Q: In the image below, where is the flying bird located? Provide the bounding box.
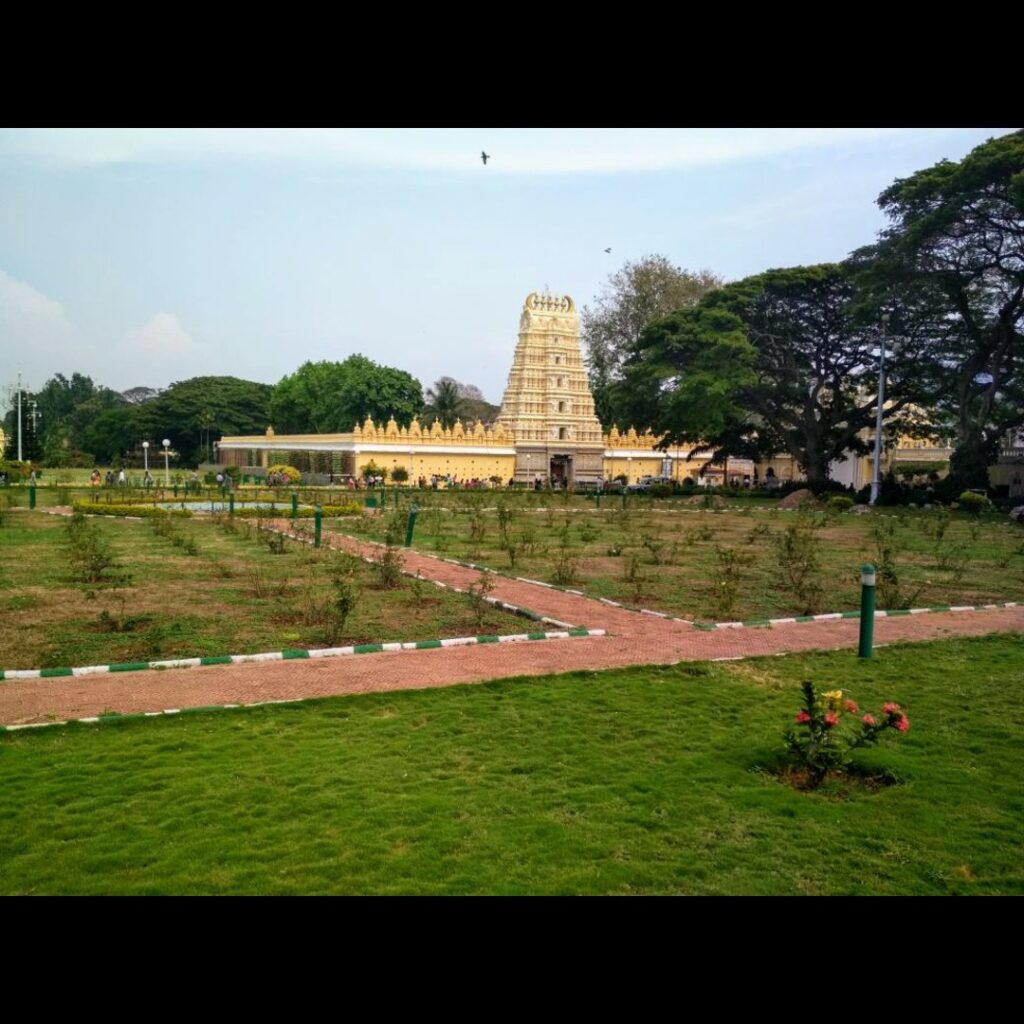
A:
[481,151,490,165]
[604,247,612,253]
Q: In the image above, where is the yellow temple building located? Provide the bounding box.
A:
[216,290,952,488]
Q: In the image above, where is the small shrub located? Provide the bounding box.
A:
[267,464,303,484]
[374,541,405,590]
[772,517,823,614]
[784,682,910,789]
[745,522,773,544]
[958,491,989,515]
[465,570,497,629]
[827,495,854,513]
[710,546,755,619]
[641,534,668,565]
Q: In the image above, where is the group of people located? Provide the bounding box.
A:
[90,469,128,488]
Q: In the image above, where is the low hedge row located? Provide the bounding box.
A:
[72,502,193,519]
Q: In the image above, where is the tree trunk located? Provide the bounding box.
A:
[949,432,998,491]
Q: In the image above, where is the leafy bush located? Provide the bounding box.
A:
[649,483,673,498]
[72,502,192,519]
[827,495,854,512]
[958,491,990,514]
[772,515,824,613]
[466,570,497,629]
[784,682,910,789]
[390,467,409,483]
[710,546,755,619]
[267,464,302,484]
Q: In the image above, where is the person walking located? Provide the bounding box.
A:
[117,469,126,487]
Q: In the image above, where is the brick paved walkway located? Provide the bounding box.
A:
[2,515,1022,726]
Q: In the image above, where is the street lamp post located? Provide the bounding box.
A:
[869,313,890,506]
[142,440,150,476]
[162,439,171,486]
[16,372,23,461]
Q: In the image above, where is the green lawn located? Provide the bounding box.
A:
[0,512,531,670]
[2,633,1022,894]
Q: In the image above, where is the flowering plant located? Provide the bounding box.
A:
[784,681,910,788]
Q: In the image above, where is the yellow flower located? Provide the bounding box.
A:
[823,689,843,702]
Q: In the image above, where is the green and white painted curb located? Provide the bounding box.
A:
[0,627,606,684]
[692,601,1019,631]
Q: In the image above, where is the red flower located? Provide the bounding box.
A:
[844,699,859,713]
[795,711,812,724]
[823,712,839,728]
[896,715,910,733]
[883,702,901,715]
[862,714,876,726]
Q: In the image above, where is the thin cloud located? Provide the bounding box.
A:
[0,127,976,176]
[0,268,89,362]
[123,312,198,357]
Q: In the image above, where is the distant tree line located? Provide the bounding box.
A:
[5,355,499,469]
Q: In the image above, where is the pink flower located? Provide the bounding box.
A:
[896,715,910,733]
[823,712,839,728]
[883,702,901,715]
[844,699,859,713]
[862,714,876,726]
[795,711,812,724]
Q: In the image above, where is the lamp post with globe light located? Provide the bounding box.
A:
[142,440,149,475]
[162,439,171,486]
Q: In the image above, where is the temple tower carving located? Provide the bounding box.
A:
[497,291,605,485]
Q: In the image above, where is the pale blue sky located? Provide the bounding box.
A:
[0,128,1016,406]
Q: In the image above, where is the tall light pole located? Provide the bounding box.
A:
[16,372,23,462]
[162,439,171,486]
[869,313,890,506]
[142,440,150,475]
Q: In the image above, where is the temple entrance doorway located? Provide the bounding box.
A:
[550,454,572,487]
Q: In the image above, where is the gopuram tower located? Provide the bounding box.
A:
[497,291,605,486]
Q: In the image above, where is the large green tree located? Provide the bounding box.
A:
[271,356,423,434]
[627,265,915,488]
[616,307,756,449]
[707,265,921,487]
[851,130,1024,489]
[137,376,273,465]
[80,407,139,464]
[582,255,723,427]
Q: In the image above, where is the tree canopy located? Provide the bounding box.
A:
[270,355,423,434]
[623,264,915,487]
[850,129,1024,488]
[582,255,723,427]
[136,376,273,465]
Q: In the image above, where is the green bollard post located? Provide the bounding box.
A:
[404,503,419,547]
[229,492,235,517]
[173,483,178,498]
[291,491,298,519]
[314,505,322,548]
[29,483,36,509]
[858,563,876,659]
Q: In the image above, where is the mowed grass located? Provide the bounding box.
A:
[1,633,1022,894]
[331,500,1024,621]
[0,513,531,670]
